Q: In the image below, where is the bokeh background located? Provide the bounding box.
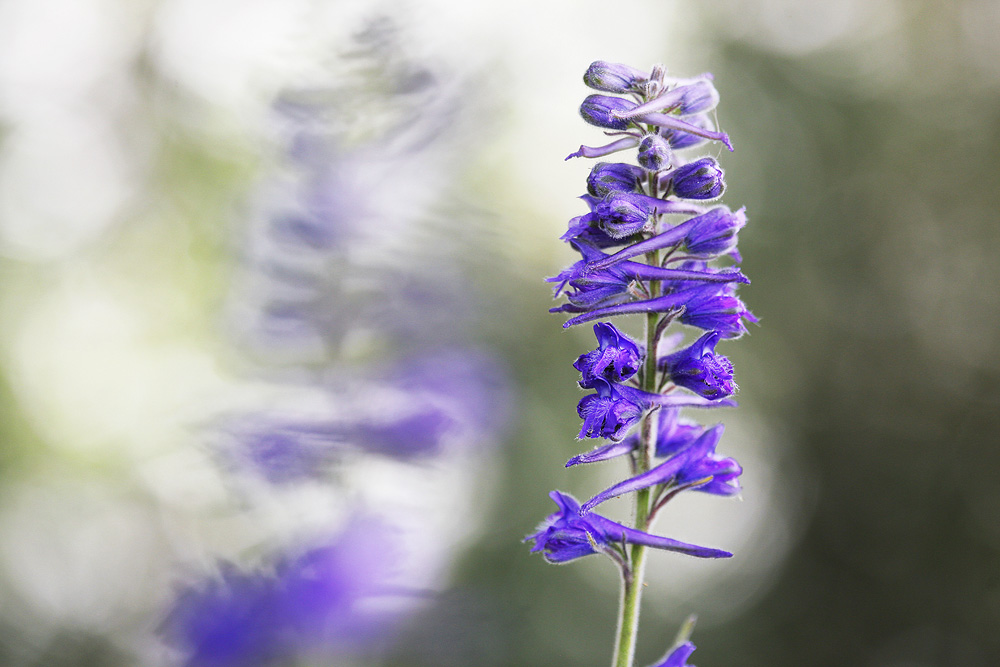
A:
[1,0,999,666]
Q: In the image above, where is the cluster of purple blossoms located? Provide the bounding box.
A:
[165,30,510,667]
[526,61,755,666]
[166,519,405,667]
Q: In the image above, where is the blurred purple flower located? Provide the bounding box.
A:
[650,641,697,667]
[167,518,404,666]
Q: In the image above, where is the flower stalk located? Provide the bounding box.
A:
[525,60,754,667]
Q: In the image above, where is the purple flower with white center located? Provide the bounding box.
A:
[659,330,737,399]
[574,322,643,387]
[524,491,731,564]
[667,157,726,200]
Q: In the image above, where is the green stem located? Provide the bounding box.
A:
[612,246,661,667]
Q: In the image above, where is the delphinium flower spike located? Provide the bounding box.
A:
[525,61,755,667]
[164,26,512,666]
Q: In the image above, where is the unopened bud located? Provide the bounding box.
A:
[579,95,638,130]
[587,162,644,197]
[583,61,648,94]
[670,158,725,200]
[637,134,673,172]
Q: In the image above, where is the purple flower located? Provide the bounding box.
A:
[580,94,638,131]
[587,162,644,197]
[659,331,736,399]
[574,322,643,387]
[665,78,720,115]
[274,520,401,647]
[577,378,649,440]
[380,349,513,439]
[593,192,652,237]
[350,409,454,458]
[580,424,741,512]
[684,205,746,260]
[539,62,751,663]
[556,270,750,328]
[651,407,705,458]
[583,61,649,94]
[650,641,697,667]
[167,566,280,667]
[561,213,623,248]
[619,79,720,120]
[659,113,719,150]
[166,518,404,665]
[550,257,747,315]
[565,408,705,467]
[577,378,735,441]
[668,157,725,200]
[525,491,732,564]
[587,192,705,239]
[579,219,701,272]
[678,283,757,338]
[581,205,741,271]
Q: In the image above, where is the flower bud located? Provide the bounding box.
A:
[586,162,644,197]
[579,95,637,130]
[669,158,725,200]
[593,192,650,238]
[637,134,673,172]
[583,61,648,94]
[685,206,746,258]
[665,79,720,115]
